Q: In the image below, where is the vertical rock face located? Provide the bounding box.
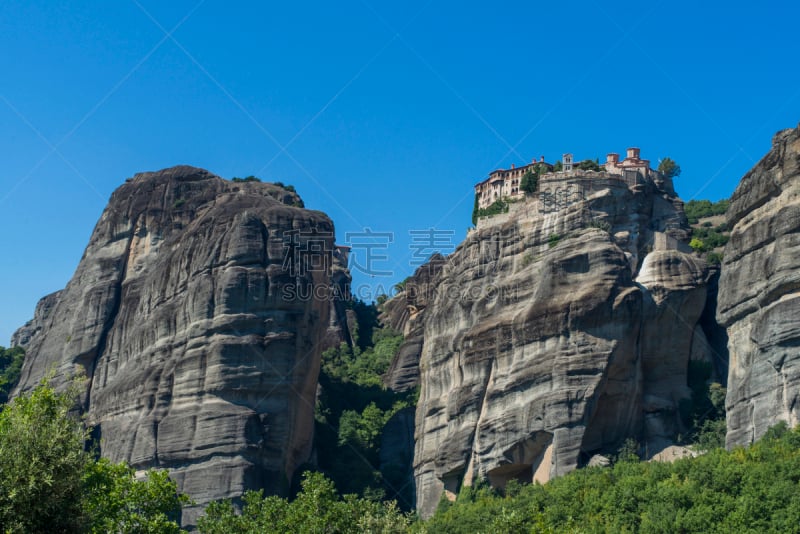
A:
[13,166,343,524]
[381,254,446,392]
[10,289,61,348]
[718,125,800,447]
[412,175,712,517]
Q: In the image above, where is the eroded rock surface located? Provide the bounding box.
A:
[13,166,343,525]
[412,173,712,516]
[11,289,61,348]
[381,254,446,392]
[718,125,800,447]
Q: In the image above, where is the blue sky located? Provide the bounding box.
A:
[1,1,798,345]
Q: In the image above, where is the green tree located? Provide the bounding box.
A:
[0,380,187,533]
[689,237,707,253]
[553,160,563,172]
[0,345,25,404]
[577,159,602,171]
[658,157,681,179]
[615,438,641,463]
[520,170,538,194]
[83,459,188,534]
[197,472,410,534]
[338,402,389,451]
[0,379,88,533]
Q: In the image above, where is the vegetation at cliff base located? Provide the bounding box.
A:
[423,423,800,534]
[313,300,417,507]
[680,361,727,451]
[193,421,800,533]
[197,471,411,534]
[0,380,187,533]
[0,346,24,403]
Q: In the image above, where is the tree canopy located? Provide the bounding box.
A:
[0,380,187,533]
[520,170,538,194]
[424,423,800,533]
[658,157,682,179]
[0,346,25,404]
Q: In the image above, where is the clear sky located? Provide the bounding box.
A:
[1,1,799,345]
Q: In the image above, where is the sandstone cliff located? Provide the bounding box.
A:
[13,166,347,524]
[381,254,445,392]
[717,125,800,447]
[410,172,714,516]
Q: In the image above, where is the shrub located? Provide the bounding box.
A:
[0,346,25,404]
[685,199,729,223]
[689,237,707,252]
[474,199,509,220]
[520,170,538,194]
[521,252,534,267]
[577,159,603,172]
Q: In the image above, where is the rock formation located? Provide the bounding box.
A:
[410,172,715,517]
[12,166,347,525]
[381,254,445,392]
[717,125,800,447]
[10,289,61,348]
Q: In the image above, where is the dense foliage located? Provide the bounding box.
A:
[0,346,24,403]
[231,175,261,182]
[684,199,729,224]
[685,199,731,264]
[0,380,187,533]
[690,223,730,252]
[198,471,411,534]
[576,158,603,172]
[314,300,416,507]
[473,198,509,221]
[423,423,800,534]
[680,361,727,451]
[520,169,538,194]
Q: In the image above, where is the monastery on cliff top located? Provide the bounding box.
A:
[474,147,657,209]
